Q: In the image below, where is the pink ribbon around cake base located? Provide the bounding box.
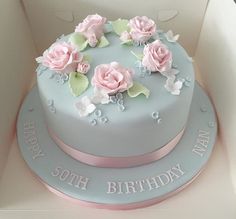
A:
[48,128,185,168]
[36,168,202,210]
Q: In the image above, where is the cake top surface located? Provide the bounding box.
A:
[36,14,194,126]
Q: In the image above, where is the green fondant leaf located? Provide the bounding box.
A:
[131,50,144,60]
[69,33,88,51]
[128,82,150,98]
[97,36,110,48]
[121,39,133,46]
[111,19,129,36]
[69,72,89,97]
[83,54,92,62]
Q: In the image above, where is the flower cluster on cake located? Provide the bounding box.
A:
[36,14,187,119]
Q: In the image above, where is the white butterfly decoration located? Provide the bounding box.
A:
[35,56,43,64]
[164,77,183,95]
[165,30,180,43]
[161,68,180,78]
[91,88,110,104]
[75,96,96,117]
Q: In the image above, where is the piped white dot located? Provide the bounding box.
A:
[48,72,55,79]
[49,106,56,114]
[151,111,159,119]
[185,76,191,82]
[100,116,109,124]
[90,119,97,126]
[47,99,54,106]
[94,109,102,118]
[118,105,125,112]
[208,121,215,128]
[110,96,117,104]
[117,99,124,106]
[178,78,186,83]
[184,81,191,87]
[28,107,34,112]
[116,93,123,100]
[172,64,178,68]
[59,78,65,85]
[140,72,145,78]
[200,106,207,112]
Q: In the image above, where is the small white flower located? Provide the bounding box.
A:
[35,56,43,63]
[75,96,96,117]
[164,77,183,95]
[161,68,180,78]
[120,31,132,42]
[91,88,110,104]
[165,30,179,43]
[187,56,194,62]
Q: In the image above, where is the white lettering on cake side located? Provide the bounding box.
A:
[192,130,210,157]
[23,121,45,159]
[51,166,90,191]
[107,163,185,194]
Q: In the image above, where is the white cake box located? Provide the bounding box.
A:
[0,0,236,218]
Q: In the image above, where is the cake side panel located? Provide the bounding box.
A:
[36,31,194,157]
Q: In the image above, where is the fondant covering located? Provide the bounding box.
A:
[37,30,194,159]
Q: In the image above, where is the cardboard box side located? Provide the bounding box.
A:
[0,0,37,177]
[195,0,236,191]
[22,0,208,56]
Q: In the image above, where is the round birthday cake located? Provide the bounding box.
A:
[17,14,217,210]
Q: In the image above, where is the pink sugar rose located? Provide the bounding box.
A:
[142,40,172,72]
[41,42,82,74]
[128,16,156,43]
[75,14,106,47]
[91,62,134,95]
[77,61,90,74]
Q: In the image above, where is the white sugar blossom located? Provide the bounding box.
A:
[187,56,194,62]
[161,68,180,78]
[35,56,43,63]
[75,96,96,117]
[164,77,183,95]
[165,30,179,43]
[91,88,110,104]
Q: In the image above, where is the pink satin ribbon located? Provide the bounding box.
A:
[37,169,202,210]
[48,128,185,168]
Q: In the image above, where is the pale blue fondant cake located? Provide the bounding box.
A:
[36,15,194,167]
[17,14,217,209]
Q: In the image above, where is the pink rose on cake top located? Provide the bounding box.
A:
[128,16,156,43]
[36,42,83,74]
[75,14,107,47]
[35,13,185,115]
[112,16,156,45]
[142,40,173,73]
[91,62,134,95]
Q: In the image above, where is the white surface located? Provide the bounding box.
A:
[0,0,37,176]
[22,0,208,55]
[0,137,235,218]
[195,0,236,190]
